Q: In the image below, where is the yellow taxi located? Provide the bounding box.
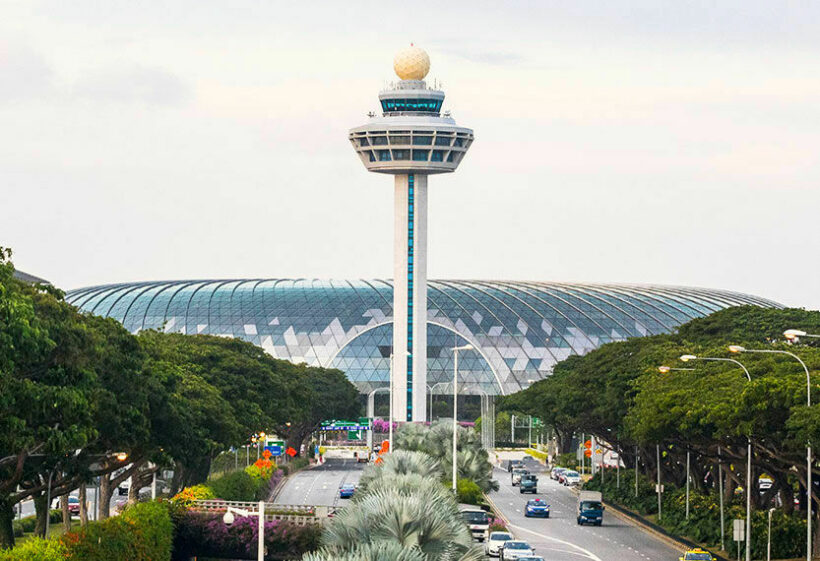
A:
[679,548,715,561]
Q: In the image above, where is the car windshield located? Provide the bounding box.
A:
[341,485,354,490]
[522,475,536,481]
[566,471,579,477]
[685,554,712,560]
[581,501,603,510]
[490,533,512,541]
[461,511,489,524]
[506,542,530,549]
[527,500,544,506]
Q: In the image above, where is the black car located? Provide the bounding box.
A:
[508,459,524,472]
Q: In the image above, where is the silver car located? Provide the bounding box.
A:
[500,540,535,560]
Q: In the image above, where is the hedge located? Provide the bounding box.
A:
[584,470,805,559]
[0,501,173,561]
[171,511,322,561]
[456,478,483,506]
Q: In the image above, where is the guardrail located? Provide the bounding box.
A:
[190,500,340,526]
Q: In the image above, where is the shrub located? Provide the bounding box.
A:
[210,470,260,502]
[0,537,68,561]
[583,470,806,558]
[172,511,322,560]
[61,501,173,561]
[171,484,215,508]
[488,518,507,532]
[456,478,483,506]
[525,448,548,462]
[556,452,578,469]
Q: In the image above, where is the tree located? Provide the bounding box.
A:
[272,364,360,456]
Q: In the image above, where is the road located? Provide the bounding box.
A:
[489,452,680,561]
[273,458,364,507]
[271,453,680,560]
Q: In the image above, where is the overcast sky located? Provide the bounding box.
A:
[2,0,819,310]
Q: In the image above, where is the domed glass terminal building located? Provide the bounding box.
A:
[66,280,779,397]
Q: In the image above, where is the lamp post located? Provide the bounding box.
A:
[428,382,449,423]
[768,507,776,561]
[728,343,813,561]
[223,501,266,561]
[451,344,473,492]
[681,353,752,561]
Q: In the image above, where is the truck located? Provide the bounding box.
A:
[576,490,604,526]
[519,474,537,494]
[459,506,490,542]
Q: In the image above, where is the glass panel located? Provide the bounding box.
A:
[378,150,391,161]
[434,136,452,146]
[357,137,370,147]
[390,135,411,145]
[392,149,410,160]
[412,135,433,145]
[371,136,388,146]
[431,150,444,162]
[412,150,429,161]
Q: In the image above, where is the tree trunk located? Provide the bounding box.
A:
[0,496,16,549]
[78,485,88,527]
[98,475,113,520]
[33,493,47,538]
[127,475,140,505]
[60,494,71,532]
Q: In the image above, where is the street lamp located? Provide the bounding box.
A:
[223,501,266,561]
[427,382,449,423]
[680,353,752,560]
[658,366,694,373]
[784,329,820,342]
[451,344,473,492]
[768,507,776,561]
[729,344,813,561]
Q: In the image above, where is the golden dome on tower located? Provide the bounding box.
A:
[393,45,430,80]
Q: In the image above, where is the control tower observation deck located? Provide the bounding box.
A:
[349,46,474,423]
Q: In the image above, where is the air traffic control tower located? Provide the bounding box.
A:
[349,46,474,422]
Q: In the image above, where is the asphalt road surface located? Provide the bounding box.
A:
[489,452,680,561]
[273,458,364,507]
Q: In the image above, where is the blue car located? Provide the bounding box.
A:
[339,484,356,498]
[524,498,550,518]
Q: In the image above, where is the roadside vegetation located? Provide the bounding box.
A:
[501,305,820,558]
[0,247,360,550]
[306,422,494,560]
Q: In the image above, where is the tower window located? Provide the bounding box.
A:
[431,150,444,162]
[378,150,392,161]
[393,150,410,160]
[389,135,411,145]
[412,150,429,161]
[371,136,388,146]
[412,135,433,145]
[434,136,453,146]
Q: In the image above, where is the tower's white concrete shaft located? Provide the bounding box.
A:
[349,46,473,422]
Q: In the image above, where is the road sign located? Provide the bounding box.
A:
[347,430,362,441]
[584,440,592,449]
[655,484,664,493]
[264,440,284,457]
[733,518,745,541]
[584,449,592,458]
[286,447,297,457]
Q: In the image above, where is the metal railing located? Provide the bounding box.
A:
[191,500,340,526]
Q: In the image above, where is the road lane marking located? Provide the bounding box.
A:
[507,523,603,561]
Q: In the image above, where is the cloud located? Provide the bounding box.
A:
[0,43,54,101]
[74,64,191,105]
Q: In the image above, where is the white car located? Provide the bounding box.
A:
[563,470,581,486]
[486,531,513,557]
[500,540,536,560]
[511,468,528,486]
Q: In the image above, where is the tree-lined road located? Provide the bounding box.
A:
[273,459,364,507]
[489,452,679,560]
